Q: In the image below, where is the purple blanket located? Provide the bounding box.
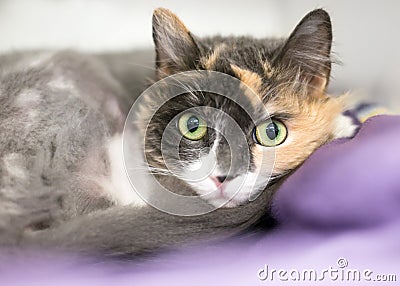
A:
[3,115,400,285]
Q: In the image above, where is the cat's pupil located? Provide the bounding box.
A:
[266,122,279,140]
[187,116,200,132]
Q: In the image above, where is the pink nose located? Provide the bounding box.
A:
[211,176,229,187]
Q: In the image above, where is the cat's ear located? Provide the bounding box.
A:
[152,8,200,78]
[276,9,332,96]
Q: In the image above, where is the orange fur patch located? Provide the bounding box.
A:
[262,61,274,78]
[201,44,226,70]
[253,92,346,175]
[230,64,262,94]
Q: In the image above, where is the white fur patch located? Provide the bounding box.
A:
[3,153,27,180]
[47,76,77,94]
[333,114,358,139]
[103,134,148,207]
[15,89,41,108]
[181,135,270,208]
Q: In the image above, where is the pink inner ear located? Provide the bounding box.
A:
[309,75,328,97]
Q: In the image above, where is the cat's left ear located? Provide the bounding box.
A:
[276,9,332,96]
[152,8,200,78]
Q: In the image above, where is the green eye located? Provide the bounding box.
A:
[178,113,207,140]
[254,120,287,147]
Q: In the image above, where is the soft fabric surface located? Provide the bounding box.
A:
[3,115,400,285]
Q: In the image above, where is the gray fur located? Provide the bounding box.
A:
[24,181,281,256]
[0,50,128,240]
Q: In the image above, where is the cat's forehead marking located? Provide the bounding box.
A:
[230,64,262,94]
[229,65,267,110]
[262,61,274,78]
[201,43,227,70]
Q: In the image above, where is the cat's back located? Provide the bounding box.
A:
[0,50,127,166]
[0,50,133,228]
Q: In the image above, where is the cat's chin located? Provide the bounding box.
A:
[196,185,264,208]
[203,191,262,208]
[199,194,242,208]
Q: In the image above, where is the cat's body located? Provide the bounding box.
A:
[0,51,126,237]
[0,49,278,254]
[0,8,356,255]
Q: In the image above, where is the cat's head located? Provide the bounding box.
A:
[138,8,354,208]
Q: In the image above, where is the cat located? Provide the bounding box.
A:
[0,8,356,256]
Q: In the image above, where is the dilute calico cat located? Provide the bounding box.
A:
[0,8,356,256]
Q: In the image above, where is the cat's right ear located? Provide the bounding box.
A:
[152,8,200,78]
[275,9,333,97]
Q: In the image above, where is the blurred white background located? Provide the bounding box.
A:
[0,0,398,107]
